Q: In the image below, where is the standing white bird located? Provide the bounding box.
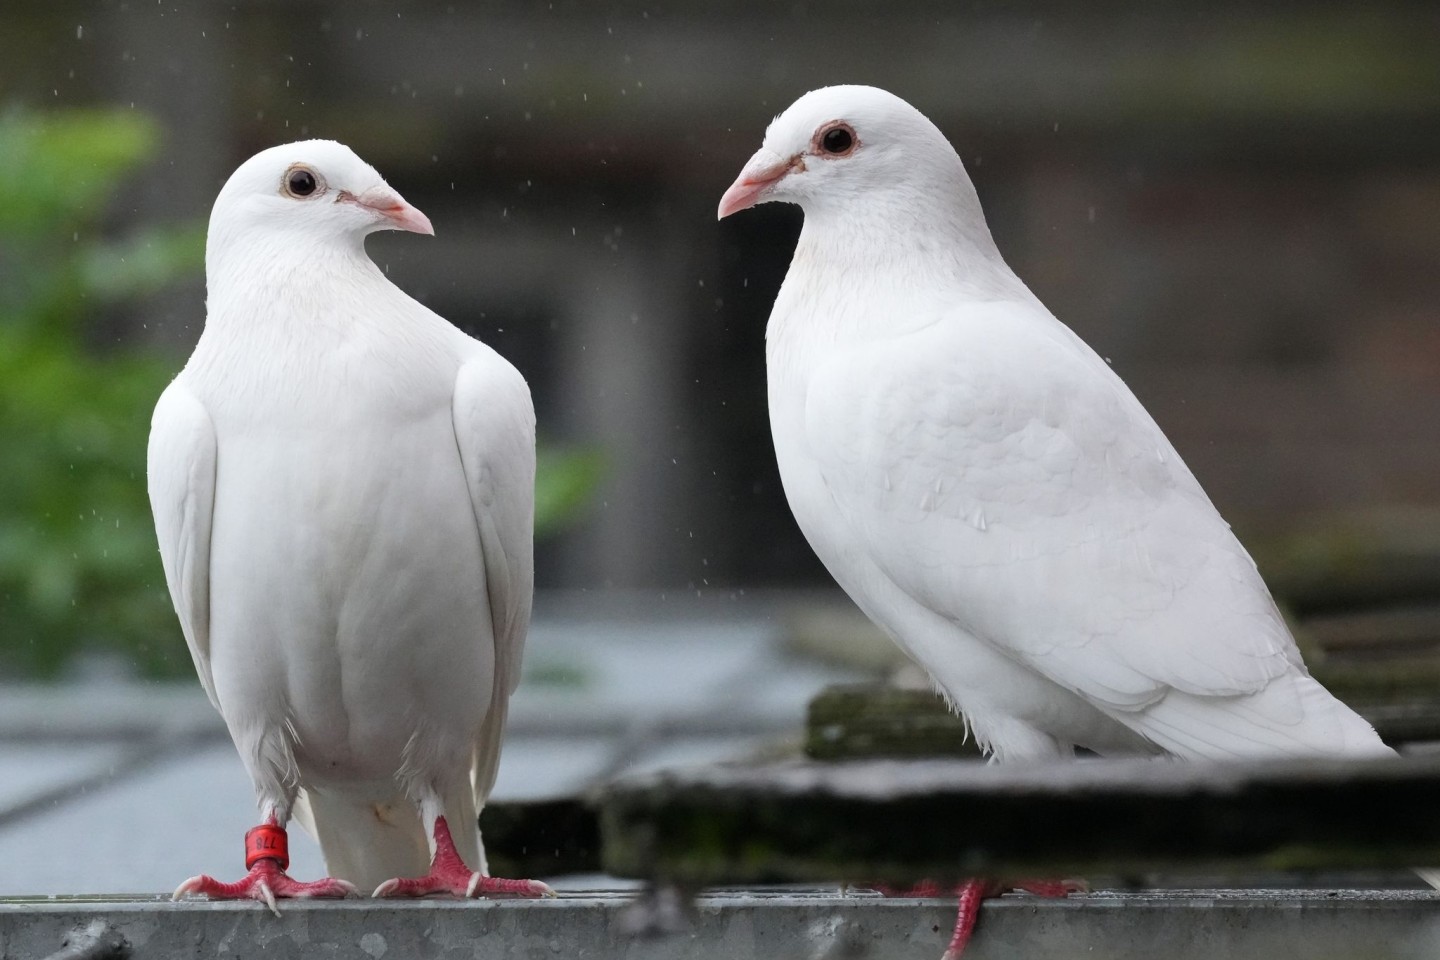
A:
[148,140,552,907]
[718,85,1392,957]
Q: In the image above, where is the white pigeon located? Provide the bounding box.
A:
[719,86,1394,956]
[148,140,552,907]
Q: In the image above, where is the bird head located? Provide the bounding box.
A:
[717,85,967,222]
[208,140,432,262]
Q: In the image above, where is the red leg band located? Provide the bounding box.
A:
[245,824,289,870]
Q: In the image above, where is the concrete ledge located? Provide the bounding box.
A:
[3,890,1439,960]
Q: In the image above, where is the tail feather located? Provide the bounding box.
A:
[1414,869,1440,890]
[293,787,431,893]
[1124,673,1440,888]
[465,691,514,878]
[1131,673,1393,761]
[472,699,510,811]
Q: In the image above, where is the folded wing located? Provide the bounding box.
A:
[804,300,1384,758]
[147,380,220,709]
[451,352,537,814]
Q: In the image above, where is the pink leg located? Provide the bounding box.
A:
[870,876,1083,959]
[941,877,1084,960]
[173,820,357,915]
[941,879,1005,960]
[372,815,555,899]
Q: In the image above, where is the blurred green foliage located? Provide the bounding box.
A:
[0,108,202,679]
[0,108,598,680]
[536,446,605,541]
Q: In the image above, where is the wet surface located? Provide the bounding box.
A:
[0,591,862,897]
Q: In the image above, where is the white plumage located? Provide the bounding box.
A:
[149,140,543,900]
[720,85,1389,765]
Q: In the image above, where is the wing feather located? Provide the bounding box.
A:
[451,353,536,810]
[803,301,1312,750]
[146,380,219,709]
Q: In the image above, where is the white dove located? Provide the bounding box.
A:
[148,140,552,907]
[719,85,1393,957]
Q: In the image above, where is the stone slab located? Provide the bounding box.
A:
[2,889,1438,960]
[600,756,1440,881]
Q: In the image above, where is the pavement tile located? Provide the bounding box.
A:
[0,744,326,897]
[0,743,130,814]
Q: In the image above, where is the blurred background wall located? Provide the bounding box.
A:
[1,0,1438,675]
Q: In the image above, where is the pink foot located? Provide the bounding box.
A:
[173,860,358,915]
[173,820,357,915]
[869,879,950,898]
[1012,878,1087,898]
[372,815,555,899]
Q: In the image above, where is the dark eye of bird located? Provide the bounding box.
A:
[821,126,854,155]
[286,168,318,198]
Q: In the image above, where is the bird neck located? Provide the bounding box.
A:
[767,189,1027,356]
[203,234,385,336]
[796,168,1011,281]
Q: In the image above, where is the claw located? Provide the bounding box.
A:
[172,876,205,901]
[470,875,556,898]
[257,879,280,917]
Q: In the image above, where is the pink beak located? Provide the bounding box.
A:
[717,150,800,220]
[350,186,435,236]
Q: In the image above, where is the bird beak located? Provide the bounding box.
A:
[348,187,435,236]
[718,150,801,220]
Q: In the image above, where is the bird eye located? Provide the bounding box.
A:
[282,166,323,199]
[818,123,857,156]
